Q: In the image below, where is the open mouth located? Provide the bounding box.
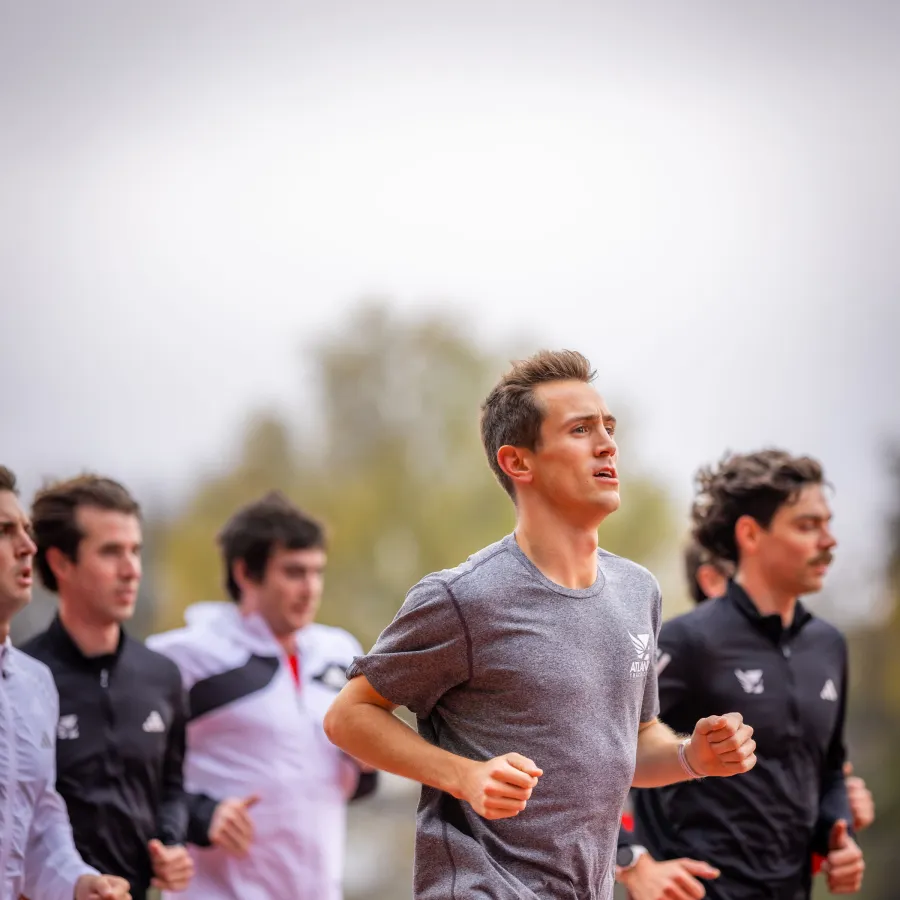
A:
[594,469,619,483]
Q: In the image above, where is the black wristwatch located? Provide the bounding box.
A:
[616,844,648,870]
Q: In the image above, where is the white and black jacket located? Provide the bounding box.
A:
[147,602,377,900]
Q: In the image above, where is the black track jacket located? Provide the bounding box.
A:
[632,582,853,900]
[22,616,189,900]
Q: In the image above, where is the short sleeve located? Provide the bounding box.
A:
[347,577,472,718]
[640,584,662,723]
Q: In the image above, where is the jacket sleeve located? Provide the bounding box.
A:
[812,638,854,855]
[655,615,698,726]
[183,792,217,846]
[350,770,379,802]
[155,675,190,845]
[24,684,99,900]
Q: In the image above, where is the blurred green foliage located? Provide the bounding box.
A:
[154,302,680,648]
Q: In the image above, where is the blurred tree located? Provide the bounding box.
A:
[149,301,691,900]
[154,301,681,650]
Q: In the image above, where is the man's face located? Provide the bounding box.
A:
[524,380,620,524]
[55,507,142,625]
[754,484,836,596]
[0,490,37,616]
[255,545,327,637]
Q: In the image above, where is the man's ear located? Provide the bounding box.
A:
[734,515,761,557]
[45,546,74,583]
[497,445,534,489]
[232,558,252,594]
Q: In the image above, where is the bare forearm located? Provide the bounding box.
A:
[325,699,471,797]
[632,720,691,788]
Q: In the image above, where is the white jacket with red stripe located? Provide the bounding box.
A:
[147,603,374,900]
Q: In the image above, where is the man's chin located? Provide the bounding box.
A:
[798,575,826,597]
[595,492,621,515]
[3,587,32,613]
[109,603,137,624]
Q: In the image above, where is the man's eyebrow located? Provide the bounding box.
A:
[0,517,32,532]
[562,413,617,427]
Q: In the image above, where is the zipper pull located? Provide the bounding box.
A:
[100,669,109,688]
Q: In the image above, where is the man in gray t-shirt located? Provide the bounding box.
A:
[325,350,758,900]
[351,535,660,898]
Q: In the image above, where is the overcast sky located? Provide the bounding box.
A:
[2,2,898,619]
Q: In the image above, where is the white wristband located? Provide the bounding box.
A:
[678,737,704,780]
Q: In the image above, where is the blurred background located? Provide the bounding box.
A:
[2,2,898,898]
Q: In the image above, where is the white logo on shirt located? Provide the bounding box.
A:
[656,649,672,675]
[628,632,651,678]
[316,663,349,691]
[142,710,166,733]
[735,669,765,694]
[820,679,838,701]
[57,714,80,740]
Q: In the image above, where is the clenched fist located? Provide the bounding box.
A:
[822,819,865,894]
[454,753,542,820]
[844,763,875,832]
[148,839,194,892]
[687,713,756,778]
[209,794,260,857]
[618,856,720,900]
[74,873,132,900]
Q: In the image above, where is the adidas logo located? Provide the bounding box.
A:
[57,714,79,740]
[656,650,672,675]
[820,679,838,702]
[142,711,166,733]
[41,732,52,749]
[628,633,651,678]
[735,669,764,694]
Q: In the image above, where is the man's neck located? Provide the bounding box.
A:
[514,503,600,590]
[0,619,9,645]
[276,632,297,657]
[58,603,121,657]
[734,570,797,627]
[238,604,298,657]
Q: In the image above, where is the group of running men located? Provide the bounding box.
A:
[0,348,874,900]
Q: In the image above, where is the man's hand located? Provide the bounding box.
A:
[148,840,194,892]
[618,855,720,900]
[687,713,756,778]
[73,874,132,900]
[844,763,875,832]
[822,819,864,894]
[208,795,260,857]
[455,753,542,820]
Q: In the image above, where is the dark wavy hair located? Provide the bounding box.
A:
[691,449,826,564]
[683,539,734,604]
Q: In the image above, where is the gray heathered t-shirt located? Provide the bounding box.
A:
[349,533,662,900]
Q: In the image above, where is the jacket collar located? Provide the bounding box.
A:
[183,601,297,657]
[726,580,813,644]
[46,614,127,671]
